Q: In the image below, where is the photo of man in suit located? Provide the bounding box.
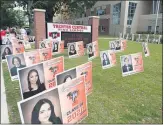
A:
[122,56,133,73]
[115,41,121,50]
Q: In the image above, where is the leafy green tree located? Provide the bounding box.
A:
[16,0,97,22]
[0,0,25,28]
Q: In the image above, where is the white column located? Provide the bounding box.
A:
[154,0,160,34]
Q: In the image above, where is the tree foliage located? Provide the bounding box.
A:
[0,0,97,29]
[15,0,97,22]
[0,0,25,28]
[63,0,97,19]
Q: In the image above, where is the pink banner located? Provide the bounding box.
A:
[58,76,88,123]
[43,56,64,89]
[76,61,92,95]
[39,48,52,62]
[24,50,40,66]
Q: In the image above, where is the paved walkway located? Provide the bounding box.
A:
[1,63,9,123]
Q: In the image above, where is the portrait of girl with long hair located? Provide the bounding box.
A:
[102,53,110,66]
[69,44,77,55]
[31,98,62,124]
[2,46,12,59]
[23,69,46,99]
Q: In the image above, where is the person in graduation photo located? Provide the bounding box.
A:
[41,42,46,48]
[110,42,115,50]
[144,46,148,54]
[53,42,59,52]
[143,43,148,54]
[88,45,94,58]
[63,75,72,83]
[10,56,26,76]
[102,53,110,66]
[2,46,12,59]
[23,69,46,99]
[29,36,34,42]
[31,98,62,124]
[6,38,12,44]
[122,56,133,73]
[115,41,121,50]
[69,44,77,55]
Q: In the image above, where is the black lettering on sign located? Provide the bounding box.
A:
[61,32,92,48]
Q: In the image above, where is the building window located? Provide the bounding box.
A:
[96,5,106,16]
[127,2,137,25]
[148,26,152,32]
[97,9,106,15]
[112,3,121,25]
[152,0,161,14]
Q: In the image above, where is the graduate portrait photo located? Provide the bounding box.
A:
[6,53,26,81]
[18,63,46,99]
[18,88,62,124]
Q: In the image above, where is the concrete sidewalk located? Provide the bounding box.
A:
[1,63,9,123]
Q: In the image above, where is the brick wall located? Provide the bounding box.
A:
[88,17,99,42]
[34,9,46,49]
[99,19,109,35]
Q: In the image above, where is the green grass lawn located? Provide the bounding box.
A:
[2,39,162,124]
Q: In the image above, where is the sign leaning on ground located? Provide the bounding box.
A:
[55,61,93,96]
[67,41,85,58]
[100,50,117,69]
[120,52,144,77]
[142,42,150,57]
[17,75,88,124]
[86,41,99,60]
[109,39,127,52]
[47,23,92,47]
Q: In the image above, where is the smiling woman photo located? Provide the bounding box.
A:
[69,44,77,55]
[88,45,94,58]
[2,47,12,59]
[31,98,62,124]
[53,42,59,52]
[102,53,110,66]
[23,69,45,99]
[10,56,26,76]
